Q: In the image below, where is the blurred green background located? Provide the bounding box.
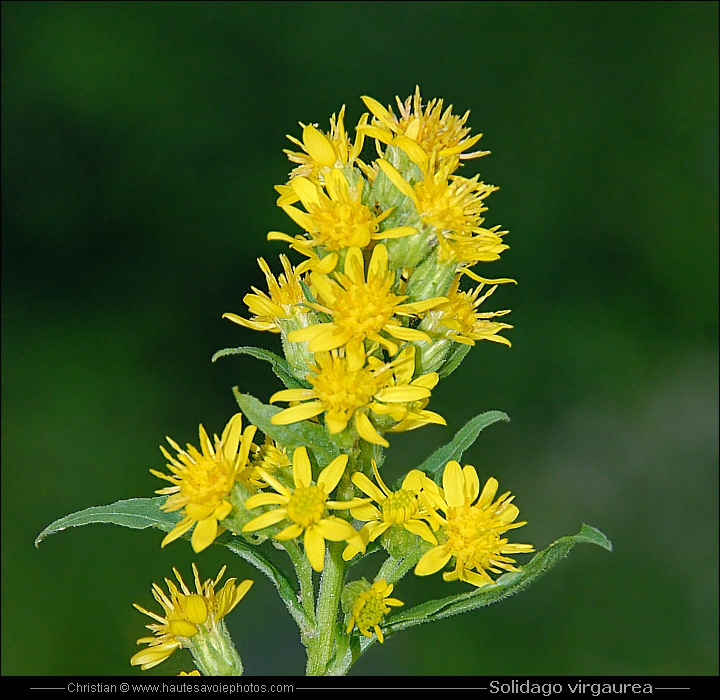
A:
[2,1,717,677]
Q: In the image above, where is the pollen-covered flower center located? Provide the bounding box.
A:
[444,504,498,567]
[382,489,420,524]
[354,589,388,630]
[308,199,377,250]
[180,456,234,507]
[311,362,384,417]
[286,485,328,528]
[333,278,398,339]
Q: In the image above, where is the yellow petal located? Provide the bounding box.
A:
[414,546,452,576]
[316,516,358,541]
[372,225,418,240]
[191,517,218,552]
[384,324,430,342]
[393,135,428,168]
[270,402,324,425]
[317,453,348,493]
[291,176,321,207]
[242,508,288,532]
[377,160,419,206]
[374,385,430,403]
[343,247,365,284]
[304,526,326,571]
[270,388,317,403]
[292,446,312,489]
[346,338,366,372]
[221,413,244,460]
[463,465,480,503]
[160,517,195,548]
[360,95,393,125]
[478,476,499,508]
[245,492,288,508]
[367,243,388,279]
[303,124,336,166]
[287,324,328,344]
[442,461,465,508]
[355,411,389,447]
[281,204,315,232]
[404,519,438,545]
[351,472,386,502]
[275,522,304,541]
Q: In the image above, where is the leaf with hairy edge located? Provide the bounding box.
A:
[438,343,471,379]
[232,390,340,464]
[212,346,309,389]
[331,524,612,673]
[35,497,176,547]
[34,498,309,632]
[416,410,510,481]
[386,525,611,631]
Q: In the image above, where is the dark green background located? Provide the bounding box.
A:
[2,1,717,677]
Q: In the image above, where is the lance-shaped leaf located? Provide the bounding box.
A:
[416,410,510,481]
[385,524,611,631]
[35,497,176,546]
[330,524,612,674]
[212,346,309,389]
[35,497,310,632]
[232,389,340,464]
[438,343,471,379]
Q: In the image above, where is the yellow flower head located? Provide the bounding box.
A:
[269,169,415,272]
[343,459,439,561]
[131,564,252,671]
[435,276,513,347]
[377,157,507,267]
[346,579,403,643]
[268,346,442,447]
[361,87,489,169]
[248,435,292,488]
[152,413,258,553]
[282,105,368,185]
[415,461,534,587]
[223,255,305,334]
[288,244,446,370]
[242,446,365,571]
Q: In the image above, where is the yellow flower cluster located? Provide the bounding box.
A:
[131,90,535,673]
[226,87,513,449]
[141,93,529,660]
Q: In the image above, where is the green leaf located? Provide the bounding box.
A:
[212,346,309,389]
[35,497,177,547]
[34,498,312,634]
[416,410,510,481]
[385,525,612,633]
[328,524,613,671]
[232,390,340,464]
[438,343,471,379]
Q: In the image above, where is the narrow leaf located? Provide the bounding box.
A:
[212,346,309,389]
[385,524,612,632]
[438,343,471,379]
[233,390,340,464]
[417,410,509,480]
[35,497,177,547]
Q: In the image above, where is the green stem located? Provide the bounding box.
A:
[306,542,347,675]
[283,540,316,631]
[377,545,425,586]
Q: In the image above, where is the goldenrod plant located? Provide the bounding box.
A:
[36,88,611,677]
